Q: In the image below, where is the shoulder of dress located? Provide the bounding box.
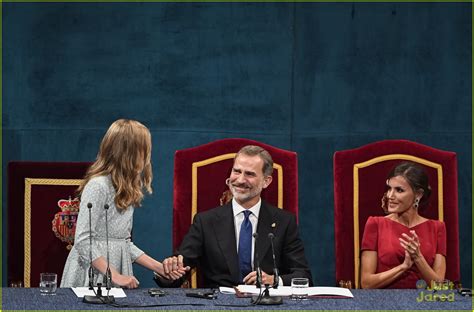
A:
[430,219,446,228]
[83,176,114,196]
[367,215,381,222]
[366,215,389,227]
[88,175,113,188]
[89,175,110,183]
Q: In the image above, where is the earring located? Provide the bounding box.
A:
[414,198,420,209]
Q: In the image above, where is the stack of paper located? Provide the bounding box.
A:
[219,285,353,298]
[71,287,127,298]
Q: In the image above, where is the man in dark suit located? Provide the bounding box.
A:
[159,145,312,288]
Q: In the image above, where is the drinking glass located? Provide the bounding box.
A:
[39,273,57,295]
[10,280,22,288]
[291,277,309,300]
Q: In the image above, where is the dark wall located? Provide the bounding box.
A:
[3,2,471,288]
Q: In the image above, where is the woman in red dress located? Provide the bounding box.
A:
[360,162,446,289]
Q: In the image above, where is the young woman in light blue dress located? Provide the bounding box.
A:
[61,119,188,288]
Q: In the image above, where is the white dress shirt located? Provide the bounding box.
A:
[231,198,284,286]
[232,198,261,270]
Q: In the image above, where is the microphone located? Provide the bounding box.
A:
[82,203,115,304]
[253,233,263,288]
[251,232,283,305]
[87,203,94,290]
[104,204,113,291]
[268,233,280,289]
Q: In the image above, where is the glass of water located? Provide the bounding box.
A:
[10,280,23,288]
[39,273,57,295]
[291,277,309,300]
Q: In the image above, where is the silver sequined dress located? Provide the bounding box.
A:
[60,175,144,287]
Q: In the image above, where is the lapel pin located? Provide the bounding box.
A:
[271,223,276,228]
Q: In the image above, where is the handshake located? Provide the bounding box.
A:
[159,255,276,286]
[159,255,191,281]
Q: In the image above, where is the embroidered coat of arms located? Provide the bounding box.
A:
[52,197,79,250]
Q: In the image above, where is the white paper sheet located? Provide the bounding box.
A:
[232,285,353,298]
[308,286,353,298]
[219,286,236,294]
[71,287,127,298]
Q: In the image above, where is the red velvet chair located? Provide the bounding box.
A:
[173,138,298,287]
[333,140,460,288]
[7,161,91,288]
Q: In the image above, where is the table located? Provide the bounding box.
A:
[1,288,472,310]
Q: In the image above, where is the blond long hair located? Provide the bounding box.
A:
[78,119,153,209]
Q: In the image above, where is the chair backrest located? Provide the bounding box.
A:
[333,140,460,288]
[7,161,91,287]
[173,138,298,287]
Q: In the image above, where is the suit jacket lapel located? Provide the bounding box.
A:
[213,203,240,282]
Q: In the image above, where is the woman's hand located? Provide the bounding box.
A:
[161,255,190,280]
[400,250,414,270]
[399,230,445,284]
[112,274,140,289]
[166,265,190,280]
[399,230,422,260]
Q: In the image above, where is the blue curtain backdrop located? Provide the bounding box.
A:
[2,2,471,288]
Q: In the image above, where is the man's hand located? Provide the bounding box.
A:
[243,271,274,286]
[161,255,190,280]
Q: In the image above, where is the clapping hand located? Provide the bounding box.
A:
[400,250,414,270]
[399,230,422,260]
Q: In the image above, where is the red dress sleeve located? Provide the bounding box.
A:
[436,221,447,256]
[361,216,378,251]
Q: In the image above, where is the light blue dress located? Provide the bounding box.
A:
[60,175,144,287]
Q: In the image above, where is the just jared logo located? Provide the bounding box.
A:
[416,280,456,302]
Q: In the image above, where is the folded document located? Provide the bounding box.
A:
[71,287,127,298]
[220,285,353,298]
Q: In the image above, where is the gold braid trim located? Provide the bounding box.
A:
[24,178,83,287]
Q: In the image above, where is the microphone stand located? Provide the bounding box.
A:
[269,233,280,289]
[253,233,263,289]
[82,203,115,304]
[251,233,282,305]
[87,203,94,291]
[103,204,115,302]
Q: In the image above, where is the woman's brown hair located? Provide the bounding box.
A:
[78,119,153,209]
